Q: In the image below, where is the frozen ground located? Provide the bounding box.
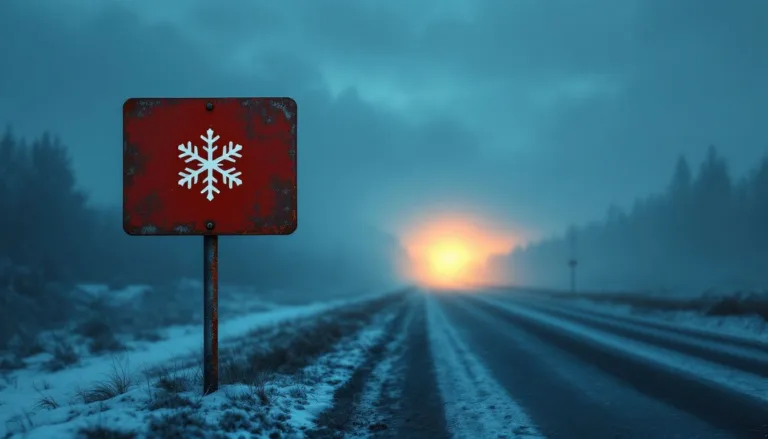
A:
[5,284,764,439]
[478,294,768,405]
[490,287,768,344]
[437,292,767,437]
[561,296,768,344]
[0,284,407,439]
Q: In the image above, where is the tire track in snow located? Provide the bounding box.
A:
[519,299,768,377]
[342,298,416,438]
[476,294,768,405]
[306,296,415,439]
[468,294,768,438]
[425,294,544,439]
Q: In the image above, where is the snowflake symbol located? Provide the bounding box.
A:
[177,128,243,201]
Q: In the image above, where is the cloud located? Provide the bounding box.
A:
[0,1,485,239]
[1,0,766,247]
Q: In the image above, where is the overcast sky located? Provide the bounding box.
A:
[1,0,766,247]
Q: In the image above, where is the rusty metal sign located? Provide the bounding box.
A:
[122,97,298,395]
[123,97,297,236]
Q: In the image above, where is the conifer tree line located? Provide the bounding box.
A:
[0,127,397,291]
[509,146,768,292]
[0,127,243,286]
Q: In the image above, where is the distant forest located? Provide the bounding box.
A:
[0,127,274,287]
[0,127,397,291]
[508,147,768,292]
[0,127,391,348]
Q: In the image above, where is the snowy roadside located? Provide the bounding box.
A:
[0,281,289,374]
[83,281,284,314]
[0,288,410,438]
[491,287,768,344]
[479,295,768,405]
[560,296,768,344]
[306,296,416,439]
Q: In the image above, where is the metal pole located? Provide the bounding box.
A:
[568,227,577,293]
[203,235,219,394]
[570,261,576,293]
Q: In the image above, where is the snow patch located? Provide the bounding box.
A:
[479,296,768,405]
[342,304,414,439]
[298,312,396,427]
[565,297,768,344]
[74,283,152,303]
[0,289,400,438]
[426,295,544,439]
[529,301,768,362]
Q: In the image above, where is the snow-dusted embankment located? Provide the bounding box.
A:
[475,295,768,406]
[561,296,768,344]
[0,287,409,438]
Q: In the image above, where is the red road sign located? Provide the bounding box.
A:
[123,98,297,235]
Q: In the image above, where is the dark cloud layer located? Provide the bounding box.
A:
[1,0,766,245]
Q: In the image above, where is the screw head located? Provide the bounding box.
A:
[205,221,215,230]
[206,102,214,111]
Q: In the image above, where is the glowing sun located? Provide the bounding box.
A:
[428,241,471,280]
[401,217,517,289]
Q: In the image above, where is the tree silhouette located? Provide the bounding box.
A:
[0,125,402,291]
[509,146,768,291]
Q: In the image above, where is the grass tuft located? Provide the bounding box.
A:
[43,336,80,371]
[76,357,134,404]
[34,393,60,410]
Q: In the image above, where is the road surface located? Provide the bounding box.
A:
[359,289,768,439]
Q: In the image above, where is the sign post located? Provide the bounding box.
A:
[568,258,577,293]
[568,227,577,293]
[203,234,218,393]
[122,98,298,394]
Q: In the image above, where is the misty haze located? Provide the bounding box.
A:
[1,1,767,438]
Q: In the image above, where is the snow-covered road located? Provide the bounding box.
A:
[3,288,767,439]
[434,291,768,439]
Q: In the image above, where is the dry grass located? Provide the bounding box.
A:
[219,293,406,389]
[43,335,80,372]
[34,393,60,410]
[145,409,228,439]
[306,304,410,439]
[22,291,409,439]
[30,379,60,410]
[140,361,205,411]
[593,292,768,321]
[75,357,134,404]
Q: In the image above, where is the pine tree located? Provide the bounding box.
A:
[668,155,692,199]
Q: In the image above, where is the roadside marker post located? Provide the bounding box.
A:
[122,98,298,394]
[569,258,578,293]
[203,234,218,394]
[568,227,578,293]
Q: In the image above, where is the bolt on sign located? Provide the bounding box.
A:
[122,97,297,394]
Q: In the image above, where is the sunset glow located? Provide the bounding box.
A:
[401,216,517,289]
